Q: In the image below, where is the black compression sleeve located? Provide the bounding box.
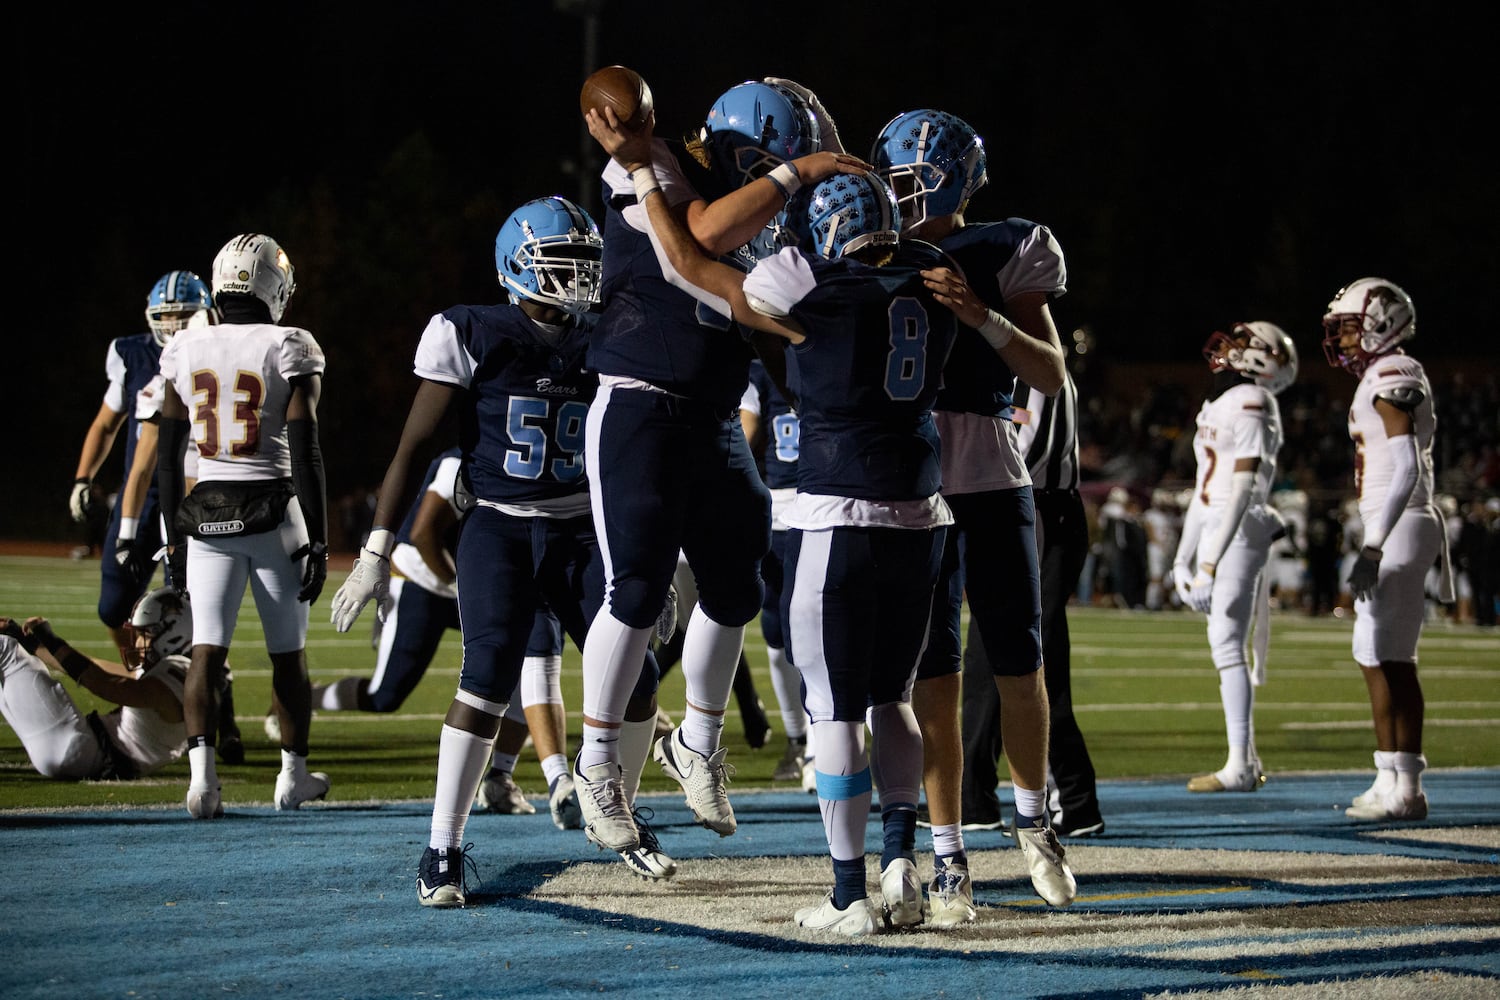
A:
[287,417,327,546]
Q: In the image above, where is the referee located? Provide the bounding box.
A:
[961,369,1104,837]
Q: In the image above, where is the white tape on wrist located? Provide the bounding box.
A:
[632,168,662,202]
[978,309,1018,351]
[365,528,395,559]
[118,517,138,541]
[767,162,802,200]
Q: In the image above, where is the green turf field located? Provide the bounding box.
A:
[2,553,1495,810]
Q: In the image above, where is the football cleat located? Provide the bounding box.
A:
[618,807,677,881]
[879,858,924,930]
[217,735,246,767]
[801,758,818,794]
[795,890,879,938]
[928,863,977,928]
[773,739,806,782]
[274,769,330,811]
[263,710,281,743]
[475,771,536,814]
[1346,789,1428,821]
[1054,817,1106,839]
[1187,764,1267,793]
[573,756,639,852]
[185,784,224,820]
[417,844,474,908]
[1014,820,1077,908]
[548,773,583,831]
[654,728,737,836]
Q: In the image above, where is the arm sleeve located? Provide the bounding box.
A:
[1174,498,1204,569]
[156,417,190,547]
[1198,470,1255,568]
[288,416,327,546]
[1364,434,1419,551]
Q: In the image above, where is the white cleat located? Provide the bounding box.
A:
[801,759,818,795]
[927,863,977,928]
[186,784,224,820]
[795,891,879,937]
[879,858,924,929]
[618,807,677,881]
[653,728,736,836]
[548,774,583,830]
[1346,789,1428,821]
[573,756,639,851]
[274,769,330,811]
[1015,821,1077,907]
[475,771,536,814]
[1187,764,1267,793]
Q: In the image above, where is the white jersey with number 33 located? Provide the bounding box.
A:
[159,323,326,482]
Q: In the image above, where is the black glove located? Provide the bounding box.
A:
[166,544,188,595]
[294,541,329,604]
[113,538,153,590]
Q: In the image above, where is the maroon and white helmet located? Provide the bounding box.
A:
[1202,321,1299,395]
[1321,277,1415,376]
[130,587,193,665]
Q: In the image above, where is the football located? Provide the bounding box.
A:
[579,65,653,129]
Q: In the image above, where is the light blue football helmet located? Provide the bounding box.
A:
[787,170,901,261]
[494,196,603,314]
[870,109,988,231]
[702,81,821,190]
[144,270,214,345]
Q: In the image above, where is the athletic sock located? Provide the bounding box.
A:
[832,857,867,909]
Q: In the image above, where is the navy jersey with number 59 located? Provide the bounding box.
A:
[413,305,597,506]
[780,241,958,501]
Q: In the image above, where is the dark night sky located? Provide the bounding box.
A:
[11,2,1496,536]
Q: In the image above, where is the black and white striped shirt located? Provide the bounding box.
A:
[1016,371,1080,492]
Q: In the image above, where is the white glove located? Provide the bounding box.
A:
[1186,565,1216,614]
[654,584,679,645]
[69,479,94,522]
[1172,564,1194,606]
[1348,548,1381,602]
[762,76,845,154]
[330,548,392,632]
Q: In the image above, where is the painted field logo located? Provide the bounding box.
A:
[197,520,245,535]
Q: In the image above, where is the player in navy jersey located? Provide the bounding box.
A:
[588,103,987,935]
[576,78,871,852]
[873,109,1077,915]
[740,357,812,785]
[70,271,214,666]
[329,197,671,906]
[308,448,578,825]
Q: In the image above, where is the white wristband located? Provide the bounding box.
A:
[767,161,803,200]
[977,309,1018,351]
[364,528,395,559]
[632,168,662,203]
[118,517,138,541]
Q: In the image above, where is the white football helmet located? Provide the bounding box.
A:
[1321,277,1415,376]
[212,234,296,322]
[1202,321,1298,395]
[130,587,193,666]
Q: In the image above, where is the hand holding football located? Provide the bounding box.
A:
[579,65,653,129]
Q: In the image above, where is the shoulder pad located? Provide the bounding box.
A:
[1375,385,1425,411]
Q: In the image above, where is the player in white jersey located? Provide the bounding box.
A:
[1173,322,1297,793]
[157,233,331,820]
[1322,277,1450,822]
[0,588,194,780]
